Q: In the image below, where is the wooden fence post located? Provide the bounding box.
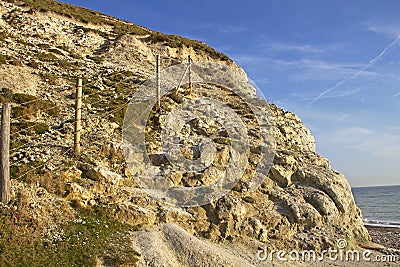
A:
[188,55,192,93]
[0,103,10,203]
[74,78,82,158]
[156,54,161,107]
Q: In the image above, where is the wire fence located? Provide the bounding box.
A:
[6,75,140,181]
[0,55,193,202]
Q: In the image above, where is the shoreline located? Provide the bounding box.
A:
[365,224,400,251]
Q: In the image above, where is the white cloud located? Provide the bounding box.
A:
[232,54,267,64]
[219,25,247,34]
[319,127,400,159]
[233,54,380,78]
[259,42,344,55]
[263,43,324,53]
[366,22,400,38]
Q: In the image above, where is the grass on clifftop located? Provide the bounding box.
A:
[17,0,149,36]
[15,0,231,62]
[148,32,231,61]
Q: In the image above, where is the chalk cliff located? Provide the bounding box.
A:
[0,0,370,266]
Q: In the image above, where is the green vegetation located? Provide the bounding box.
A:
[87,55,104,64]
[82,71,143,126]
[212,137,231,145]
[33,122,49,134]
[84,90,127,126]
[19,0,149,35]
[9,93,58,135]
[147,32,231,61]
[12,92,37,103]
[34,51,59,62]
[11,164,70,195]
[0,54,22,66]
[55,59,75,69]
[17,0,230,62]
[74,25,111,39]
[0,31,7,41]
[37,43,51,50]
[0,88,13,103]
[0,205,140,266]
[27,60,40,68]
[15,38,34,47]
[105,101,127,126]
[10,138,27,150]
[40,72,58,85]
[11,120,48,135]
[10,160,44,182]
[12,93,60,118]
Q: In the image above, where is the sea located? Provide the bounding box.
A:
[352,185,400,228]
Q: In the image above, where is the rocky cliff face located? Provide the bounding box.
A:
[0,0,370,266]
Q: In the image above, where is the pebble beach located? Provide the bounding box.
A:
[366,225,400,251]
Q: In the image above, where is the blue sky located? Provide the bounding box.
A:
[61,0,400,187]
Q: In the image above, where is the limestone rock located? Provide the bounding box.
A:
[272,105,316,152]
[112,203,156,228]
[86,167,124,185]
[0,65,41,95]
[65,182,95,206]
[270,165,293,187]
[62,167,82,182]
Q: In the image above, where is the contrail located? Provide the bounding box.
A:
[333,114,349,123]
[309,34,400,105]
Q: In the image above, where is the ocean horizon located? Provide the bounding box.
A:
[352,184,400,228]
